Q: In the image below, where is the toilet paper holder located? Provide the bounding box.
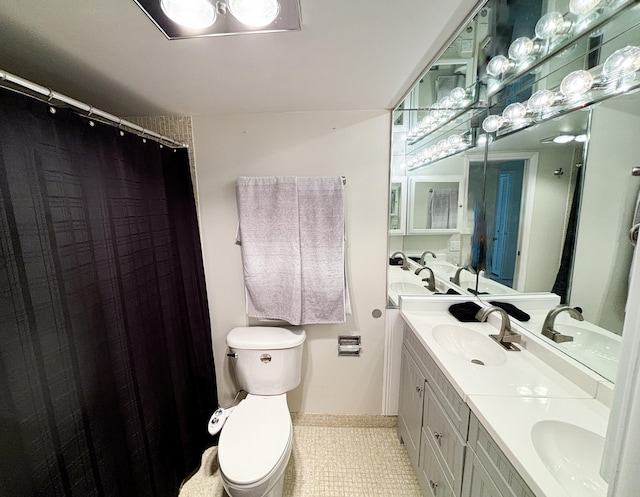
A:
[338,335,361,356]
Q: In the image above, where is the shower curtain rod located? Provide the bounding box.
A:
[0,69,187,149]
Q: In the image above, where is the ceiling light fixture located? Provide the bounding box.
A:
[134,0,301,39]
[553,134,577,143]
[160,0,216,29]
[539,133,588,144]
[228,0,279,27]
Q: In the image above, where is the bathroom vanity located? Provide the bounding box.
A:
[397,297,610,497]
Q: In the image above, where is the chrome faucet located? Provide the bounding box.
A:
[541,305,584,343]
[450,265,474,286]
[415,266,436,292]
[391,251,410,271]
[476,305,521,351]
[419,250,436,265]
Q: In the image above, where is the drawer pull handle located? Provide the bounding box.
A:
[429,479,438,490]
[433,431,443,444]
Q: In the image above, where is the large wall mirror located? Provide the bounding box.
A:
[388,0,640,383]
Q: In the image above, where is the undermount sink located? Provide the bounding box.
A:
[553,324,621,382]
[531,420,607,497]
[390,282,431,295]
[458,276,517,295]
[431,325,507,366]
[423,261,457,276]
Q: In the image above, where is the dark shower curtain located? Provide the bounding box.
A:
[552,165,583,303]
[0,88,218,497]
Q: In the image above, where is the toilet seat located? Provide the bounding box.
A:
[218,394,292,489]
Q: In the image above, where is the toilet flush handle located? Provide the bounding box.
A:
[227,353,238,359]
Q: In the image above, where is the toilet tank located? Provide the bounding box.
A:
[227,327,306,395]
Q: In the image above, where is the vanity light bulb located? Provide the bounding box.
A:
[602,46,640,82]
[560,70,595,98]
[436,97,453,118]
[161,0,216,29]
[508,37,535,62]
[502,102,527,122]
[569,0,604,15]
[482,115,504,133]
[448,134,464,149]
[527,89,557,113]
[449,87,467,104]
[476,133,493,147]
[486,55,511,78]
[228,0,280,27]
[535,11,567,39]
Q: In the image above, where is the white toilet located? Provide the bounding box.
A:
[218,326,306,497]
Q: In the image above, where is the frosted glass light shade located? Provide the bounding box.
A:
[560,70,595,97]
[449,87,467,103]
[448,134,464,149]
[509,37,535,61]
[476,134,493,147]
[487,55,511,78]
[482,115,504,133]
[535,12,567,39]
[503,102,527,122]
[569,0,604,15]
[228,0,280,27]
[602,46,640,82]
[161,0,216,29]
[527,89,557,113]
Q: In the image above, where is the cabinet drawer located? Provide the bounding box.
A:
[420,427,456,497]
[468,414,536,497]
[424,383,465,495]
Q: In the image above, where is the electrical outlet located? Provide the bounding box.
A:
[449,240,461,252]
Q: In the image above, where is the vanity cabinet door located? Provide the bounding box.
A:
[461,449,503,497]
[467,414,536,497]
[398,344,425,471]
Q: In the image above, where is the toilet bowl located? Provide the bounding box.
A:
[219,394,292,497]
[216,326,305,497]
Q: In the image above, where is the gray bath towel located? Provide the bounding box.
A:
[430,188,458,229]
[236,176,348,325]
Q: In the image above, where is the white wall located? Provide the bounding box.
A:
[192,110,391,414]
[571,104,640,334]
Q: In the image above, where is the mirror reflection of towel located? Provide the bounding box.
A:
[430,188,458,229]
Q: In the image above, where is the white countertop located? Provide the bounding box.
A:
[401,310,594,401]
[400,306,611,497]
[469,396,609,497]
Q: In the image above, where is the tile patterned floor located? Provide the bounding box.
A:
[179,414,422,497]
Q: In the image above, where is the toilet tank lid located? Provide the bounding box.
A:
[227,326,306,350]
